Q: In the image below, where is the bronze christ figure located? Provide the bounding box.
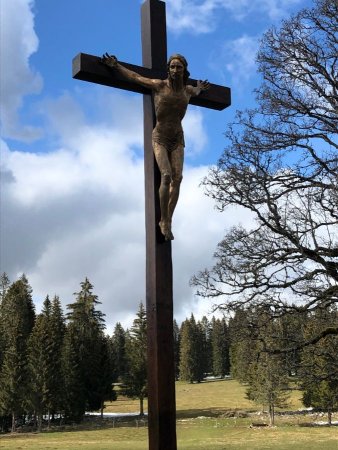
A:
[101,53,209,240]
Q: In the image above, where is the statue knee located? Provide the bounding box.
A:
[162,172,171,186]
[172,175,183,187]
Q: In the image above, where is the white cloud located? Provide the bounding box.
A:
[166,0,222,34]
[0,87,254,330]
[0,0,43,141]
[219,34,260,88]
[183,107,208,157]
[166,0,305,34]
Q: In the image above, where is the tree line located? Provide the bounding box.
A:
[1,273,337,432]
[0,273,231,432]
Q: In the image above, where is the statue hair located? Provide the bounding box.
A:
[167,54,190,85]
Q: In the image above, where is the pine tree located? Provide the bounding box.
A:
[62,324,85,421]
[211,317,230,378]
[179,319,194,383]
[0,274,10,371]
[199,316,212,376]
[112,322,127,382]
[48,296,66,420]
[246,351,290,425]
[179,315,204,383]
[301,308,338,425]
[0,273,10,305]
[229,307,290,425]
[124,303,147,416]
[97,335,117,417]
[62,278,106,421]
[28,296,52,430]
[229,309,253,382]
[173,319,180,381]
[0,277,36,431]
[27,295,66,429]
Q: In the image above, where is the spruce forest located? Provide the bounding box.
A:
[0,273,337,433]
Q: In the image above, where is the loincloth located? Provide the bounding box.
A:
[152,129,185,152]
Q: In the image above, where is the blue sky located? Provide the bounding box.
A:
[0,0,312,331]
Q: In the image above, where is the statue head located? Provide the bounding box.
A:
[167,54,190,85]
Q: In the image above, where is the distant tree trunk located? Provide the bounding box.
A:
[139,396,144,416]
[328,408,332,426]
[100,400,104,419]
[37,412,42,432]
[11,411,16,433]
[269,404,275,426]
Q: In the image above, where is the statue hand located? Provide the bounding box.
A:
[101,53,118,68]
[197,79,210,91]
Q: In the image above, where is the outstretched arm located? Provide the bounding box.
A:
[101,53,162,90]
[188,80,210,97]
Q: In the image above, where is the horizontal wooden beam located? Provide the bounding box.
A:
[72,53,231,111]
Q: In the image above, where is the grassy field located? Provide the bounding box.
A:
[1,379,337,450]
[104,379,303,417]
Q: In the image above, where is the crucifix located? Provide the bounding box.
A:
[72,1,230,449]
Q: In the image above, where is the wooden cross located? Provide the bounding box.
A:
[72,1,230,448]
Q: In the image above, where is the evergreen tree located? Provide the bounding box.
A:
[0,273,9,370]
[112,322,127,382]
[62,324,85,421]
[173,319,180,380]
[179,315,204,383]
[278,311,305,377]
[62,278,106,421]
[0,277,36,431]
[48,296,66,419]
[28,296,52,430]
[229,307,290,425]
[301,308,338,425]
[28,295,66,429]
[124,303,147,416]
[0,273,10,305]
[179,319,194,382]
[229,309,253,382]
[96,335,117,417]
[246,351,290,426]
[199,316,212,376]
[211,317,230,378]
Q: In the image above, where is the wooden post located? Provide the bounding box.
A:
[142,3,177,449]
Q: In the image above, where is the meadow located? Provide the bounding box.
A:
[0,379,337,450]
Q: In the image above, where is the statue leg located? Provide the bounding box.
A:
[153,142,173,240]
[168,145,184,232]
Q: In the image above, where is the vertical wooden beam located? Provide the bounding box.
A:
[141,1,177,449]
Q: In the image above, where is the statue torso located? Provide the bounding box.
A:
[153,83,190,137]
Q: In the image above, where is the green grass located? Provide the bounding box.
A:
[105,378,304,417]
[1,419,337,450]
[177,417,338,450]
[1,380,337,450]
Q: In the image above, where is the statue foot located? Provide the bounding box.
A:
[159,221,174,241]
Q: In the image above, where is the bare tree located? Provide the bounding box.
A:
[192,0,338,347]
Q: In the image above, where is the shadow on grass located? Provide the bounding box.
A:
[0,415,148,436]
[176,407,249,419]
[299,422,338,427]
[3,408,337,435]
[0,408,247,436]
